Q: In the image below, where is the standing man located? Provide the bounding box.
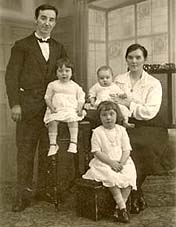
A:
[5,4,67,212]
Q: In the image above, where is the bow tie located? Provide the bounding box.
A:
[37,38,50,43]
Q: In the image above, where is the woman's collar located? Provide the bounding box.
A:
[116,70,148,86]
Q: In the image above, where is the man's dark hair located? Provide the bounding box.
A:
[125,43,148,59]
[35,4,58,19]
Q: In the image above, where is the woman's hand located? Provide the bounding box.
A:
[111,95,131,108]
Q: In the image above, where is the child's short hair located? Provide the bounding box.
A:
[97,101,123,125]
[97,65,113,77]
[56,57,74,72]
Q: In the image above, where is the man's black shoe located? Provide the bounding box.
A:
[34,191,53,203]
[12,197,30,212]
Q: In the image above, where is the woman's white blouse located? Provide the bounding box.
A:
[114,70,162,120]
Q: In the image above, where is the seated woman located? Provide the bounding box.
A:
[113,43,169,214]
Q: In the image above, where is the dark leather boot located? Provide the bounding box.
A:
[138,195,147,211]
[12,189,31,212]
[113,208,119,221]
[118,208,130,223]
[12,196,30,212]
[34,191,53,203]
[131,198,140,214]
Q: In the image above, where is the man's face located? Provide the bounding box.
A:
[35,9,57,37]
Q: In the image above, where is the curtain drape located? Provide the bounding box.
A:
[73,0,88,92]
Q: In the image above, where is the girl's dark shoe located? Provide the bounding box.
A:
[130,198,140,214]
[113,208,119,221]
[118,208,130,223]
[138,196,147,211]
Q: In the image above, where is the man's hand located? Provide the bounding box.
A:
[11,105,22,122]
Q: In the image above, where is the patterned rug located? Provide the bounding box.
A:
[0,175,176,227]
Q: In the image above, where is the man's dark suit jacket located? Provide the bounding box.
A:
[5,33,67,120]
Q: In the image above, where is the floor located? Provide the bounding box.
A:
[0,175,176,227]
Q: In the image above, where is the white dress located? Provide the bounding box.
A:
[44,80,86,124]
[88,82,131,119]
[82,125,137,189]
[89,82,124,106]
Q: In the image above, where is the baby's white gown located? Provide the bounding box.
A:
[82,125,137,189]
[44,80,86,124]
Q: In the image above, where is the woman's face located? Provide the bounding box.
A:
[100,109,117,129]
[126,48,146,72]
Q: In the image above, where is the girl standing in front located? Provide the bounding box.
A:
[44,58,86,156]
[82,101,136,223]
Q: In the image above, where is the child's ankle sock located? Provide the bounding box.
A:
[49,132,57,144]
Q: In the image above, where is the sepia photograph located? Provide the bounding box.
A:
[0,0,176,226]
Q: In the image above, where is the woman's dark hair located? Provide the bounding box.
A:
[97,101,124,125]
[35,4,58,19]
[125,44,148,59]
[97,65,113,77]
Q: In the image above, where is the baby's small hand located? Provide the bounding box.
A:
[109,93,116,98]
[118,93,127,99]
[90,100,96,107]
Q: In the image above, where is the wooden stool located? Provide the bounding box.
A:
[76,178,115,221]
[44,121,91,209]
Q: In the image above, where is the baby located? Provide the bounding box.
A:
[86,65,134,128]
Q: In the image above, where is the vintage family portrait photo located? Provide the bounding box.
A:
[0,0,176,226]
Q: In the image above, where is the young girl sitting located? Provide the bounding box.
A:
[82,101,137,223]
[44,58,86,156]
